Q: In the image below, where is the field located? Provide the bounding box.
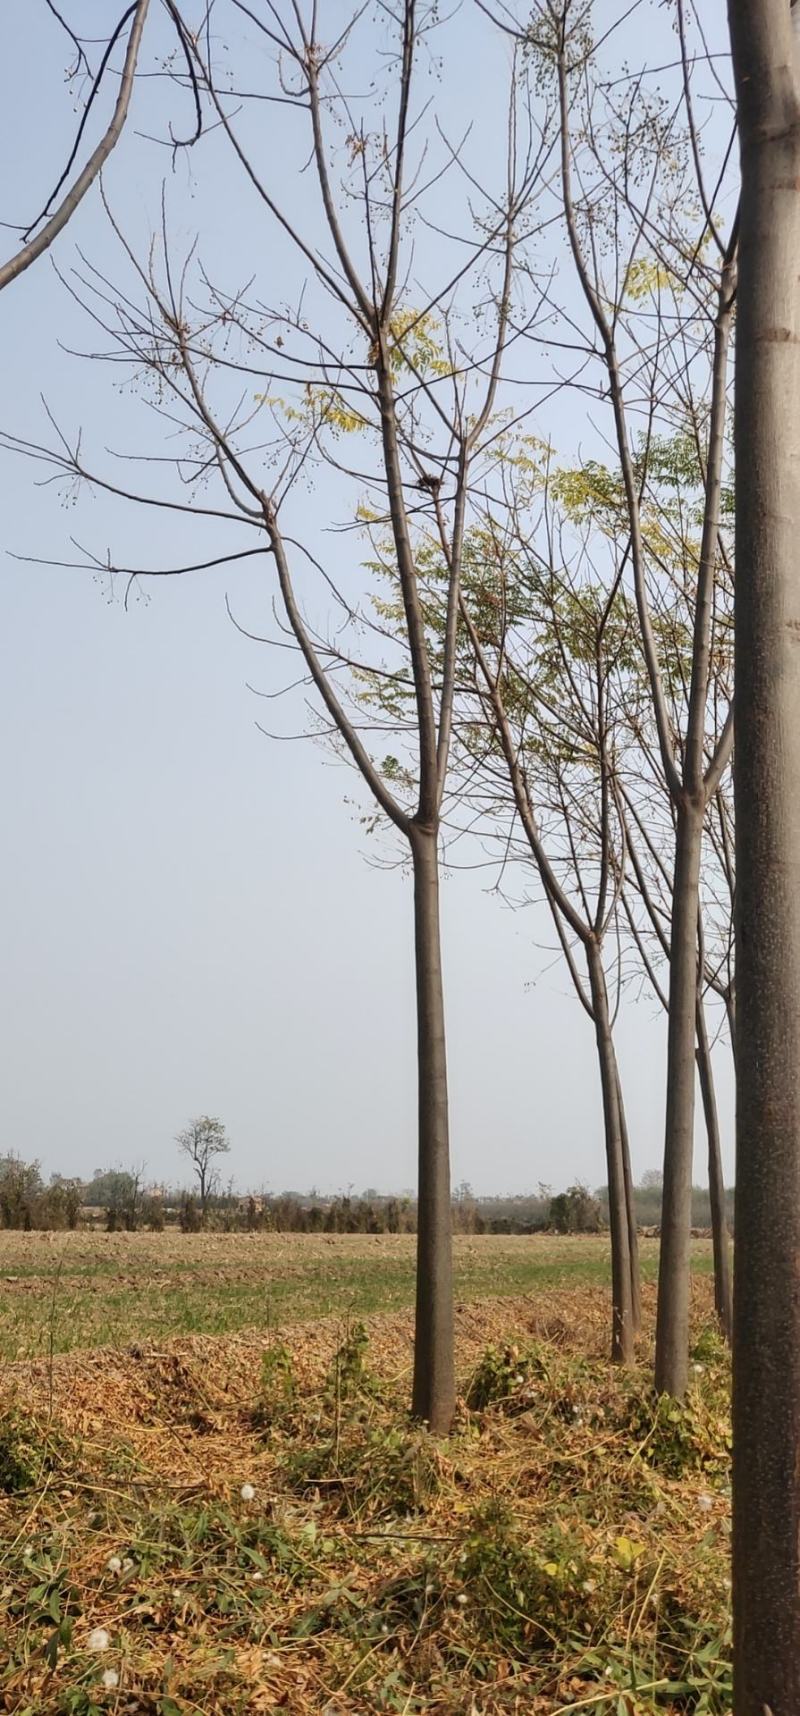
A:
[0,1234,730,1715]
[0,1230,714,1364]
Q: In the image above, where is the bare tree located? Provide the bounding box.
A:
[3,2,542,1432]
[728,0,800,1706]
[0,2,155,293]
[176,1116,230,1218]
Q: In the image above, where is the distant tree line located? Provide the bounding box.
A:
[0,1154,729,1236]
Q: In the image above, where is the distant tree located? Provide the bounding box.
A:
[140,1190,165,1232]
[178,1191,202,1233]
[549,1184,602,1236]
[0,1155,44,1229]
[176,1117,230,1219]
[45,1175,83,1230]
[95,1165,144,1231]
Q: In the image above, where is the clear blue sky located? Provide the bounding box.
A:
[0,1,733,1194]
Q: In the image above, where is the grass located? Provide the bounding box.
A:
[0,1231,714,1362]
[0,1286,732,1714]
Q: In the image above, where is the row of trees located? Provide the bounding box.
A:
[3,1151,713,1235]
[3,1,799,1704]
[6,0,739,1416]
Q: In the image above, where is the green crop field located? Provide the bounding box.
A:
[0,1229,714,1362]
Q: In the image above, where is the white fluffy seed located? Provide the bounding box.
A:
[240,1482,256,1502]
[87,1627,110,1653]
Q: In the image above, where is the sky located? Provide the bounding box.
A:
[0,0,734,1196]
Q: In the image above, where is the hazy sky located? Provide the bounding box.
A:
[0,2,733,1195]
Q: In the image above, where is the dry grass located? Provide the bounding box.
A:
[0,1275,731,1715]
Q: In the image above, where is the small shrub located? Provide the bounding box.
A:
[329,1321,377,1402]
[284,1420,442,1520]
[0,1410,40,1493]
[617,1386,730,1478]
[691,1323,729,1367]
[461,1502,605,1652]
[252,1341,296,1431]
[466,1344,538,1412]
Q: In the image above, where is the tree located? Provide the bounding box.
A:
[728,0,800,1706]
[448,506,642,1360]
[549,1183,601,1235]
[176,1116,230,1217]
[0,2,154,294]
[479,0,736,1394]
[5,2,540,1433]
[88,1164,145,1229]
[0,1155,44,1229]
[619,791,734,1342]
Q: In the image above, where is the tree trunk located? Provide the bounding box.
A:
[725,988,736,1069]
[586,941,634,1364]
[695,996,732,1343]
[654,799,704,1396]
[728,5,800,1705]
[409,821,456,1434]
[616,1059,642,1334]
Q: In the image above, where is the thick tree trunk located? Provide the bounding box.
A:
[586,942,634,1364]
[615,1059,642,1334]
[695,997,732,1343]
[409,821,455,1434]
[728,6,800,1705]
[654,799,704,1396]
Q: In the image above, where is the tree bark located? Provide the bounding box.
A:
[409,822,456,1433]
[695,997,732,1343]
[586,942,634,1364]
[728,3,800,1705]
[654,799,704,1396]
[725,988,737,1068]
[615,1059,642,1334]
